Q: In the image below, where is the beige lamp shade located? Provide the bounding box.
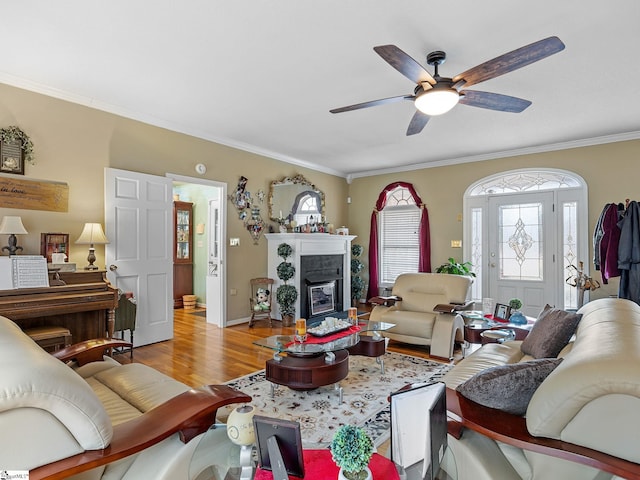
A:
[75,223,109,245]
[0,216,28,235]
[75,223,109,270]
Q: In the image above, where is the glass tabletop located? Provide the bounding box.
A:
[253,320,396,355]
[358,319,396,333]
[253,333,360,354]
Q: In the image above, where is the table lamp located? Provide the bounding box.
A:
[0,216,28,255]
[226,405,256,480]
[75,223,109,270]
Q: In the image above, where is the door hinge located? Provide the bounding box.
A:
[552,203,555,212]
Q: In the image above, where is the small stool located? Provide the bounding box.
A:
[24,326,72,352]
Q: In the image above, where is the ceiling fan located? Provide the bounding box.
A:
[330,36,565,136]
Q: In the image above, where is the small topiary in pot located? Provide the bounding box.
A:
[330,425,374,480]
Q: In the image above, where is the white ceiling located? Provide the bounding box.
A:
[2,1,639,178]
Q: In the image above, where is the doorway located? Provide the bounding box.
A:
[168,174,227,327]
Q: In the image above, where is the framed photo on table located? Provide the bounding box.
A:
[494,303,511,322]
[40,233,70,263]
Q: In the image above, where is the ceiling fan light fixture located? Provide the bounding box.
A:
[414,87,459,116]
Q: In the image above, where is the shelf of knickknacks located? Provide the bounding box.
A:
[291,222,331,234]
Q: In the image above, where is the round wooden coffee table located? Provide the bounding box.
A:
[265,349,349,392]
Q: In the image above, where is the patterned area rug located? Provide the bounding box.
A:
[220,352,452,449]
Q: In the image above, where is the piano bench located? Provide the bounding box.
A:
[24,326,72,352]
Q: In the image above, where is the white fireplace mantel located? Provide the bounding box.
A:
[265,233,357,320]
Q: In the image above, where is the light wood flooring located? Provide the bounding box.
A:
[116,308,457,388]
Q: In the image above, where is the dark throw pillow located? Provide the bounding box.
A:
[456,358,563,416]
[520,305,582,359]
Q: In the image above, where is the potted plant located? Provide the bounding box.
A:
[351,244,365,306]
[508,298,527,324]
[330,424,374,480]
[276,243,298,326]
[435,257,476,277]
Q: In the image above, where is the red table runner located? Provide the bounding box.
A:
[286,325,361,347]
[254,450,400,480]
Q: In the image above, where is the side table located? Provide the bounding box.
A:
[461,311,534,345]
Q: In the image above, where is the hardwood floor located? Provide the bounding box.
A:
[116,308,455,388]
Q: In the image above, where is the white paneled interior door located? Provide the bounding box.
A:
[105,168,174,346]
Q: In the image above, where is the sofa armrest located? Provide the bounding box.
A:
[445,388,640,479]
[52,338,133,366]
[368,295,402,307]
[30,384,251,480]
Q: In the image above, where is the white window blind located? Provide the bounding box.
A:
[380,206,420,284]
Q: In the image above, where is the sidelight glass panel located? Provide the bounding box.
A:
[563,201,578,309]
[470,207,483,300]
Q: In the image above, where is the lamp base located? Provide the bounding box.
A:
[2,234,24,256]
[85,246,99,270]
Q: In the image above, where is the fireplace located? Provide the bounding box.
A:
[300,253,344,320]
[266,233,355,322]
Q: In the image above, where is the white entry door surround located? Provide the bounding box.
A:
[266,233,356,320]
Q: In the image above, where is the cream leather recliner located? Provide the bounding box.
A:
[442,298,640,480]
[0,316,250,480]
[368,273,472,359]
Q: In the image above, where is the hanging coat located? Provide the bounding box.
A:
[618,201,640,304]
[599,203,621,284]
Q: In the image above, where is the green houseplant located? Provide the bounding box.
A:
[508,298,527,324]
[351,244,365,306]
[330,424,374,480]
[435,257,476,277]
[275,243,297,326]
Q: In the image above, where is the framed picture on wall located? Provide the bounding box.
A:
[0,140,24,175]
[494,303,511,322]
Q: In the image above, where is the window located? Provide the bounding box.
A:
[379,187,420,286]
[292,192,321,226]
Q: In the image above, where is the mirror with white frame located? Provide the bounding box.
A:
[268,174,325,224]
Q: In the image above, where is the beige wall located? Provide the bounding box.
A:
[0,83,349,320]
[347,140,640,301]
[2,80,636,319]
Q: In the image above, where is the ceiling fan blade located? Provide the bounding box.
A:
[406,110,430,136]
[330,95,413,113]
[374,45,436,85]
[459,90,532,113]
[452,36,565,88]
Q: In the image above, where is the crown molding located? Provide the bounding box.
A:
[348,131,640,179]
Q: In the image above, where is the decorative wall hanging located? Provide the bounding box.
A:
[0,176,68,212]
[245,206,265,244]
[0,126,35,175]
[228,176,250,219]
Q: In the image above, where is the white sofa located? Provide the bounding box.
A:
[442,298,640,480]
[0,315,250,479]
[368,273,472,359]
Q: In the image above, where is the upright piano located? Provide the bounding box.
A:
[0,270,118,342]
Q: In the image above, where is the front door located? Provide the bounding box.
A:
[104,168,174,346]
[488,192,556,317]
